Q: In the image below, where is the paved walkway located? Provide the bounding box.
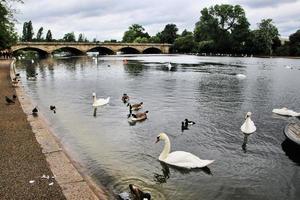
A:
[0,60,107,199]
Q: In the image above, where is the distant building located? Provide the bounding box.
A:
[279,37,289,45]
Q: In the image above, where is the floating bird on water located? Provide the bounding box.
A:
[184,119,195,127]
[272,107,300,117]
[32,106,38,116]
[156,132,214,169]
[92,92,110,107]
[181,121,188,131]
[5,96,15,104]
[166,62,174,71]
[50,105,56,113]
[127,102,143,111]
[122,93,130,103]
[240,112,256,134]
[131,111,148,121]
[129,184,151,200]
[27,73,38,80]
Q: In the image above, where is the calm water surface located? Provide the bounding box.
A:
[16,55,300,200]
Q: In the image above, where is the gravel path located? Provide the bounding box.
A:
[0,60,66,200]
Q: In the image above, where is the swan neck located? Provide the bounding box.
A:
[159,137,171,160]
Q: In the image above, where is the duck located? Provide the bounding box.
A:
[240,112,256,134]
[155,133,214,169]
[50,105,56,113]
[127,102,143,111]
[92,92,110,107]
[121,93,130,103]
[184,119,195,127]
[272,107,300,117]
[5,96,15,104]
[131,111,148,121]
[27,73,38,80]
[32,106,38,116]
[129,184,151,200]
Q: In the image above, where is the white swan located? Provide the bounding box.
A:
[92,92,110,107]
[272,107,300,117]
[167,62,173,71]
[155,133,214,169]
[240,112,256,134]
[236,74,246,79]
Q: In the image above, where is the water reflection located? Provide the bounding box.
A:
[242,133,250,153]
[153,162,170,184]
[123,61,147,76]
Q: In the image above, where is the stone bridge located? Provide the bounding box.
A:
[11,42,171,56]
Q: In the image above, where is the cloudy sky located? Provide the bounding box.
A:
[14,0,300,41]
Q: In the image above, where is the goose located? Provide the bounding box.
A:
[184,119,195,127]
[131,111,148,121]
[92,92,110,107]
[155,133,214,169]
[272,107,300,117]
[121,93,130,103]
[5,96,15,104]
[129,184,151,200]
[240,112,256,134]
[127,102,143,111]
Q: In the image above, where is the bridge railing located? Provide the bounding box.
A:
[16,42,172,47]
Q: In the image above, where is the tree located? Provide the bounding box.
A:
[22,20,34,41]
[0,0,20,49]
[122,24,150,43]
[36,27,43,41]
[78,33,84,42]
[289,29,300,56]
[63,32,76,42]
[194,4,250,53]
[173,31,196,53]
[159,24,178,44]
[250,19,279,55]
[133,37,149,43]
[46,30,52,41]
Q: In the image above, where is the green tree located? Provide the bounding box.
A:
[0,1,18,49]
[133,36,149,43]
[194,4,250,53]
[289,30,300,56]
[78,33,84,42]
[22,20,34,41]
[250,19,279,55]
[36,27,43,41]
[63,32,76,42]
[174,31,196,53]
[46,30,52,41]
[159,24,178,44]
[122,24,150,43]
[149,35,161,43]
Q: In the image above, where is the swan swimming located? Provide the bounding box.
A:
[92,92,110,107]
[167,62,173,71]
[155,133,214,169]
[272,107,300,117]
[240,112,256,134]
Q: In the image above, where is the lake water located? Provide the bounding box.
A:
[16,55,300,200]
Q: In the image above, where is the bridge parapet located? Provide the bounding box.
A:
[12,42,172,55]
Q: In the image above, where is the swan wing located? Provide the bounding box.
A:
[163,151,214,169]
[240,119,256,134]
[93,97,110,106]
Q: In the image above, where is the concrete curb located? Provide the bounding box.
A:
[10,60,109,200]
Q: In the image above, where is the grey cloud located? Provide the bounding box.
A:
[231,0,299,8]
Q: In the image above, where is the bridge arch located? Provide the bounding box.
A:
[12,47,49,57]
[52,47,84,56]
[87,46,114,55]
[119,47,140,54]
[142,47,162,54]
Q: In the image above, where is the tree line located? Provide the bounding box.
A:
[1,2,299,56]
